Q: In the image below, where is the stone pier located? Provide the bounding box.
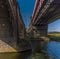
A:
[0,0,27,52]
[0,0,18,52]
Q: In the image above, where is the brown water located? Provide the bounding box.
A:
[0,50,31,59]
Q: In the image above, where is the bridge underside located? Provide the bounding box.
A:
[35,0,60,25]
[31,0,60,38]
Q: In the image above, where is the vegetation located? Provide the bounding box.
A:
[48,32,60,41]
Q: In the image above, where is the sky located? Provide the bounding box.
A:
[17,0,60,32]
[48,19,60,32]
[17,0,36,29]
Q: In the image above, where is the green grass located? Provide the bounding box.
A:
[48,33,60,41]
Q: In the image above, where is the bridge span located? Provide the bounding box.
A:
[28,0,60,38]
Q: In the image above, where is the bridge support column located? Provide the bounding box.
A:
[0,0,19,52]
[37,24,48,37]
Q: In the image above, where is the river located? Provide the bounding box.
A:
[0,41,60,59]
[0,50,31,59]
[46,41,60,59]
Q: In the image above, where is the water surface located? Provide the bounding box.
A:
[46,41,60,59]
[0,50,31,59]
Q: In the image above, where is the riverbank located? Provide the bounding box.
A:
[48,33,60,42]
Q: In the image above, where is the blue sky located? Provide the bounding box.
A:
[17,0,60,32]
[17,0,36,29]
[48,19,60,32]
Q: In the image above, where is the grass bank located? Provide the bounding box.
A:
[48,32,60,41]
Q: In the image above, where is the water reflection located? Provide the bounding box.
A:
[0,50,32,59]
